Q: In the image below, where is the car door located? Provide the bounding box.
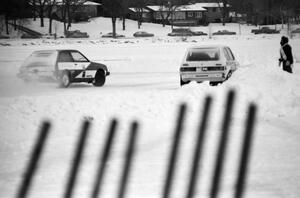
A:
[223,47,238,71]
[69,51,91,70]
[69,51,94,79]
[57,51,76,71]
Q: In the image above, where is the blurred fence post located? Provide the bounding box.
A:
[16,121,51,198]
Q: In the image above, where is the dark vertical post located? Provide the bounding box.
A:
[117,121,139,198]
[185,97,212,198]
[234,104,257,198]
[16,121,51,198]
[63,121,90,198]
[91,119,118,198]
[162,104,187,198]
[209,90,235,198]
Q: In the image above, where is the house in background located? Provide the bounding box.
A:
[128,8,152,22]
[50,0,101,22]
[146,4,207,26]
[193,3,224,23]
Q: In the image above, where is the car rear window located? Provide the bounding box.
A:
[186,48,220,61]
[22,51,57,67]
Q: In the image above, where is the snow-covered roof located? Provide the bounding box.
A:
[129,8,150,13]
[83,1,101,6]
[30,0,101,6]
[177,4,207,11]
[147,6,169,12]
[193,3,224,8]
[147,5,206,12]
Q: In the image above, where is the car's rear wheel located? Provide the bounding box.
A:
[226,70,233,80]
[93,70,106,87]
[180,77,190,86]
[59,71,71,88]
[209,81,222,86]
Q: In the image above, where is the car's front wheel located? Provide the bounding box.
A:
[180,76,190,86]
[59,71,71,88]
[93,70,106,87]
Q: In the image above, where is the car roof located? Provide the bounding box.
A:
[33,49,80,53]
[187,45,228,50]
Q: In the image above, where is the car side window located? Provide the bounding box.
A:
[223,48,231,61]
[226,47,235,60]
[58,51,73,62]
[70,52,89,62]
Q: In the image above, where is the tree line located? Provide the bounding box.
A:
[1,0,299,37]
[0,0,90,35]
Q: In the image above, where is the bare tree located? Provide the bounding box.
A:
[101,0,122,38]
[120,0,130,30]
[217,0,230,26]
[37,0,48,27]
[48,0,57,34]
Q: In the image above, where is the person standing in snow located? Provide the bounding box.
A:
[279,36,294,73]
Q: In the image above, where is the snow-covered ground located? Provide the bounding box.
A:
[0,18,300,198]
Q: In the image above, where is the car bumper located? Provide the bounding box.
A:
[180,72,227,82]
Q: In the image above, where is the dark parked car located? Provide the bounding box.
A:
[101,32,125,38]
[21,33,41,39]
[251,27,280,34]
[168,28,193,36]
[291,28,300,34]
[212,30,236,35]
[18,49,110,88]
[192,31,208,36]
[168,28,207,37]
[0,35,9,39]
[133,31,154,37]
[66,30,89,38]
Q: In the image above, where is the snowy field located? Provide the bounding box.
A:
[0,19,300,198]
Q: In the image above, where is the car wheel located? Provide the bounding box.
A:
[226,70,233,80]
[59,71,71,88]
[209,82,221,86]
[93,70,106,87]
[180,77,190,86]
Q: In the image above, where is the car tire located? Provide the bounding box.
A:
[93,70,106,87]
[180,77,190,86]
[209,82,221,86]
[226,70,233,80]
[59,71,71,88]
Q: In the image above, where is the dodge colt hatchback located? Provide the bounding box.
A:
[180,45,239,86]
[18,49,110,87]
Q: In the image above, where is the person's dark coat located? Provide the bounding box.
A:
[279,36,294,73]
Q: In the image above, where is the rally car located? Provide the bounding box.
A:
[18,49,110,87]
[180,45,239,86]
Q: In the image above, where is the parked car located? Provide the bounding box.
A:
[180,45,239,86]
[18,49,110,88]
[101,32,125,38]
[66,30,89,38]
[0,34,9,39]
[168,28,193,36]
[212,30,236,35]
[133,31,154,37]
[192,31,208,36]
[168,28,207,37]
[21,33,41,39]
[251,27,280,34]
[291,28,300,33]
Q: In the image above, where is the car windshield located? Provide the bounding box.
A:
[22,51,58,67]
[186,48,220,61]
